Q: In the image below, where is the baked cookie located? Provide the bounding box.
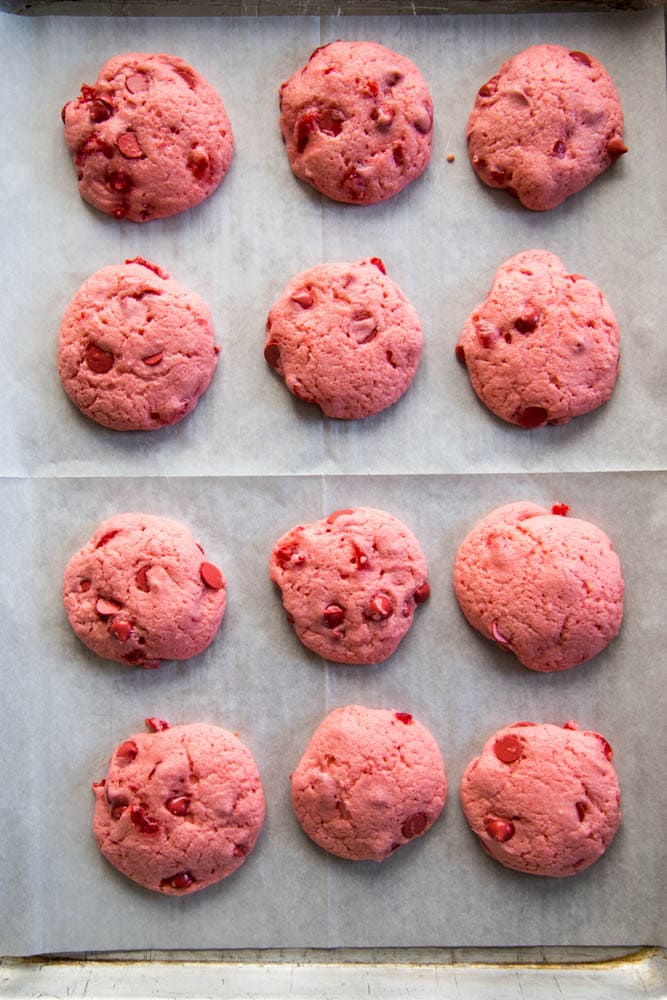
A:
[291,705,447,861]
[62,53,234,221]
[460,721,621,877]
[453,502,623,672]
[58,258,219,431]
[93,719,265,894]
[467,44,627,211]
[455,250,620,428]
[270,506,430,665]
[279,40,433,205]
[63,512,226,668]
[264,258,422,419]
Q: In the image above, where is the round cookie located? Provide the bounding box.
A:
[62,53,234,221]
[460,721,621,877]
[291,705,447,862]
[58,258,219,431]
[93,720,265,894]
[63,512,226,668]
[455,250,620,429]
[279,40,433,205]
[467,44,627,211]
[270,506,430,665]
[453,501,623,672]
[264,258,423,419]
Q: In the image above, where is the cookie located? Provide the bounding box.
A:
[270,506,430,665]
[93,719,265,894]
[264,258,422,419]
[455,250,620,428]
[62,53,234,221]
[467,44,626,211]
[58,258,219,431]
[453,502,624,672]
[63,513,226,668]
[460,721,621,877]
[291,705,447,862]
[279,41,433,205]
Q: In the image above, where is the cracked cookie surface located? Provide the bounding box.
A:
[63,512,226,668]
[62,52,234,221]
[460,721,621,876]
[467,44,626,211]
[453,502,624,672]
[58,258,218,431]
[265,258,422,419]
[270,506,430,665]
[455,250,620,428]
[291,705,447,861]
[279,41,433,205]
[93,721,265,894]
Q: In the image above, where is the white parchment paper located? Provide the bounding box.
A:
[0,9,665,955]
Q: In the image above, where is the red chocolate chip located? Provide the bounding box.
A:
[186,149,208,179]
[413,103,433,134]
[363,79,380,98]
[584,731,613,761]
[485,817,515,842]
[162,871,195,890]
[569,50,592,67]
[264,342,281,369]
[166,795,191,816]
[200,562,224,590]
[413,581,430,604]
[113,206,128,220]
[370,257,386,274]
[135,567,150,592]
[607,137,628,161]
[92,778,106,789]
[145,717,170,733]
[326,509,354,523]
[392,143,406,166]
[117,132,143,158]
[478,76,499,98]
[109,620,133,643]
[511,721,536,728]
[455,344,466,363]
[116,739,138,763]
[323,604,344,628]
[295,107,344,152]
[491,621,510,645]
[275,543,305,569]
[291,289,313,308]
[111,800,129,821]
[394,712,413,725]
[563,720,579,731]
[143,352,164,366]
[107,169,132,193]
[514,309,540,334]
[351,541,369,570]
[489,166,507,185]
[90,99,113,123]
[551,503,570,517]
[233,844,248,857]
[130,805,160,834]
[366,594,393,620]
[295,111,318,153]
[86,343,114,374]
[126,72,149,94]
[80,579,92,592]
[552,140,567,159]
[576,801,587,821]
[341,164,367,200]
[516,406,548,429]
[494,734,522,763]
[96,597,123,617]
[401,812,428,839]
[317,107,344,137]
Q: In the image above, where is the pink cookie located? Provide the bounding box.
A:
[455,250,620,429]
[93,720,265,894]
[453,502,623,672]
[460,721,621,877]
[279,41,433,205]
[264,258,422,419]
[291,705,447,861]
[62,53,234,221]
[270,506,430,665]
[58,258,219,431]
[63,513,226,668]
[467,44,626,211]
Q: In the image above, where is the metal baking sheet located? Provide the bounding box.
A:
[0,5,665,962]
